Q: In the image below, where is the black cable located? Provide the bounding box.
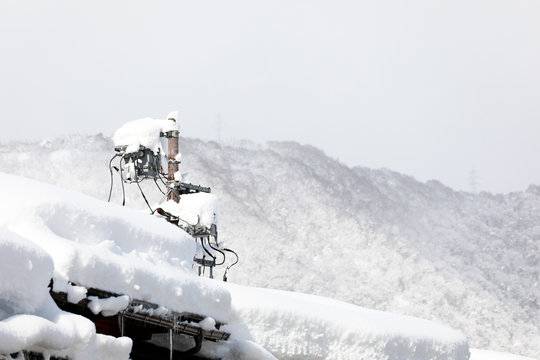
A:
[222,248,239,282]
[136,180,154,214]
[161,166,169,179]
[200,238,216,260]
[153,154,162,177]
[202,255,206,276]
[177,217,192,228]
[107,154,119,202]
[207,237,226,266]
[158,171,169,187]
[224,248,239,267]
[119,156,126,206]
[154,178,166,195]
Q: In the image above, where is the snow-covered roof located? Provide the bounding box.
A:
[221,283,470,360]
[0,173,231,324]
[0,226,132,359]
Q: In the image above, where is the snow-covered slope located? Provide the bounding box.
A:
[470,349,538,360]
[0,135,537,358]
[222,284,468,360]
[0,172,469,360]
[0,173,231,323]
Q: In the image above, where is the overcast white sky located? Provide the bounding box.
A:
[1,0,539,193]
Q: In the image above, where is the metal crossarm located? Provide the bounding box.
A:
[169,180,211,194]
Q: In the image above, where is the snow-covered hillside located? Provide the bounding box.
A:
[0,135,538,358]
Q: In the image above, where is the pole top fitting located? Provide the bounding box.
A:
[160,130,179,138]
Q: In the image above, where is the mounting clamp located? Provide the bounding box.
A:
[160,130,179,138]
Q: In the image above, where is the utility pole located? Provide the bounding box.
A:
[166,117,180,203]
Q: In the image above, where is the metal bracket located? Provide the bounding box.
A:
[160,130,179,138]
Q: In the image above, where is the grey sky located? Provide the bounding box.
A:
[1,0,539,193]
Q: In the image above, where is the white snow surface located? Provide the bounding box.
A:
[221,340,277,360]
[222,284,469,360]
[66,284,87,304]
[0,227,132,359]
[160,193,219,227]
[0,172,231,323]
[198,316,217,331]
[470,349,538,360]
[112,115,178,154]
[87,295,130,317]
[0,228,53,317]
